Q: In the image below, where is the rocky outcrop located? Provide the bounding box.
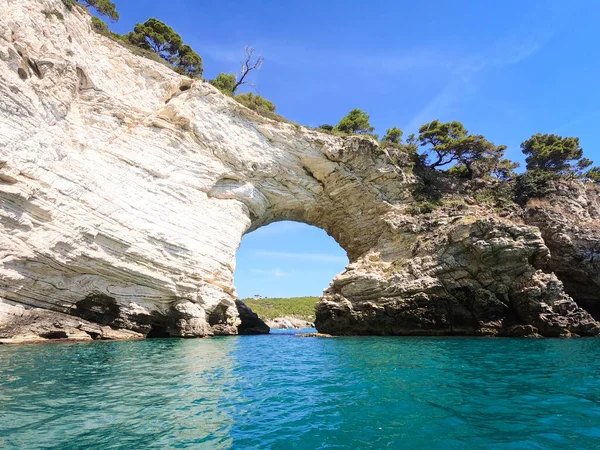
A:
[1,0,599,341]
[265,317,315,329]
[316,209,599,337]
[0,300,143,344]
[235,300,270,335]
[524,182,600,319]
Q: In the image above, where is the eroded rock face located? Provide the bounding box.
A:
[1,0,599,341]
[316,212,599,337]
[524,182,600,319]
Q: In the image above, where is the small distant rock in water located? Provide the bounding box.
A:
[265,317,315,329]
[296,332,334,338]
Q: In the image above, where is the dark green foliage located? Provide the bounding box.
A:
[521,133,586,176]
[408,199,441,214]
[91,16,108,32]
[382,126,403,144]
[79,0,119,21]
[334,109,375,135]
[127,18,182,61]
[411,167,443,203]
[446,164,470,178]
[235,92,276,114]
[574,158,594,178]
[318,124,334,131]
[473,182,518,211]
[492,158,520,181]
[43,9,65,20]
[381,140,421,170]
[126,18,202,77]
[61,0,75,10]
[585,167,600,182]
[210,73,236,94]
[176,44,203,77]
[516,170,557,203]
[242,297,319,321]
[416,119,468,168]
[415,119,509,180]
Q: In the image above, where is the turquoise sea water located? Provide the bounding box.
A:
[1,332,600,449]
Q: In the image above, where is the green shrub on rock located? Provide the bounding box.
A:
[235,92,276,114]
[318,124,334,131]
[585,167,600,182]
[521,133,588,176]
[334,109,375,135]
[382,126,403,144]
[86,0,119,20]
[516,170,557,203]
[67,0,119,21]
[126,18,203,77]
[91,16,108,33]
[414,119,508,180]
[61,0,75,10]
[210,73,237,95]
[176,44,203,77]
[126,18,183,61]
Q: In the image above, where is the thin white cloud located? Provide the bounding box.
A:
[404,28,553,133]
[250,268,288,277]
[199,39,454,76]
[255,250,348,264]
[195,42,242,64]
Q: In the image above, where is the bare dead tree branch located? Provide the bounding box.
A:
[232,46,264,94]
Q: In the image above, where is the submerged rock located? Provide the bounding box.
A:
[0,0,598,339]
[296,333,334,338]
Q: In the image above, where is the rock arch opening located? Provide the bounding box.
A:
[234,221,349,326]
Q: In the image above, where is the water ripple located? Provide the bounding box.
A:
[1,336,600,449]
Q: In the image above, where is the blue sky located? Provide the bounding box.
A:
[233,222,347,299]
[109,0,599,298]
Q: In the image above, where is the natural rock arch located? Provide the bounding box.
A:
[1,0,600,342]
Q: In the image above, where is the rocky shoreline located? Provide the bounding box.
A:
[265,317,315,330]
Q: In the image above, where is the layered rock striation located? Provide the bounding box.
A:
[1,0,599,342]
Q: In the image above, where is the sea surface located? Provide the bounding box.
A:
[1,331,600,449]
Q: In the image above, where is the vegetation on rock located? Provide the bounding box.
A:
[87,0,118,20]
[43,8,65,20]
[242,297,318,321]
[334,109,376,136]
[91,16,108,32]
[585,167,600,182]
[235,92,277,116]
[522,134,586,175]
[62,0,118,21]
[210,73,237,94]
[382,126,403,144]
[126,18,202,77]
[412,120,509,180]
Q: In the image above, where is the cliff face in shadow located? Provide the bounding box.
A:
[1,0,599,342]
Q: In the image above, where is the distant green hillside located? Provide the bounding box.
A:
[242,296,319,321]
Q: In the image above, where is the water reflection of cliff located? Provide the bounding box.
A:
[0,338,239,449]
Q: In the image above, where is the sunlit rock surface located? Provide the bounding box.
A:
[1,0,599,342]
